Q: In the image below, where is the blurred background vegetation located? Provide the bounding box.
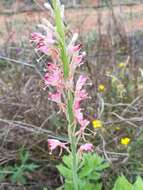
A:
[1,0,143,189]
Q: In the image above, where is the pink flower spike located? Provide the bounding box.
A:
[79,143,94,153]
[69,44,81,55]
[74,55,83,65]
[48,92,66,113]
[48,139,68,155]
[37,43,49,54]
[76,75,88,92]
[48,92,61,104]
[45,33,55,44]
[44,62,63,89]
[73,75,89,129]
[37,25,55,44]
[68,33,79,53]
[31,32,43,43]
[80,119,90,129]
[73,90,88,110]
[74,108,89,128]
[31,32,55,54]
[73,44,82,52]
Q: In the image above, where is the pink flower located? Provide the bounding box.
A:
[68,34,86,86]
[74,76,89,107]
[49,48,59,61]
[74,89,88,109]
[68,33,79,53]
[74,55,84,65]
[75,75,88,92]
[31,32,43,42]
[48,92,61,104]
[37,43,49,54]
[79,143,94,153]
[68,44,81,55]
[74,108,89,129]
[31,32,54,54]
[44,63,63,90]
[80,119,90,129]
[48,139,69,155]
[48,92,66,112]
[44,63,65,112]
[69,50,86,81]
[73,75,89,129]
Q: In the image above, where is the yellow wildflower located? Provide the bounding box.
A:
[115,127,120,131]
[98,84,105,92]
[120,137,130,145]
[92,119,102,129]
[118,62,125,68]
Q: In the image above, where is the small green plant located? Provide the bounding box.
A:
[112,175,143,190]
[0,150,38,184]
[57,153,109,190]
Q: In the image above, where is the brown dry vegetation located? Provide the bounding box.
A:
[1,4,143,42]
[1,1,143,190]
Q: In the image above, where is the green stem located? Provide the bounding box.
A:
[52,1,79,189]
[71,135,78,190]
[67,91,78,190]
[52,0,69,79]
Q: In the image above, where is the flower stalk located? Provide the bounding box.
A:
[52,0,69,79]
[31,1,93,189]
[51,1,79,189]
[67,90,78,190]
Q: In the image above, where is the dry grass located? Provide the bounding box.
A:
[1,1,143,189]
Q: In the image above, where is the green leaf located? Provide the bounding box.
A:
[79,163,93,178]
[112,175,133,190]
[10,168,26,184]
[56,186,64,190]
[79,181,102,190]
[62,155,72,169]
[20,151,29,164]
[96,161,109,171]
[79,154,95,178]
[88,171,101,181]
[133,176,143,190]
[93,183,102,190]
[64,180,74,190]
[79,153,109,179]
[0,166,12,181]
[57,164,72,179]
[24,163,39,171]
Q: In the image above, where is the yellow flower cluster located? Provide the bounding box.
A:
[115,127,120,131]
[118,62,125,68]
[120,137,130,145]
[98,84,105,92]
[92,119,102,129]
